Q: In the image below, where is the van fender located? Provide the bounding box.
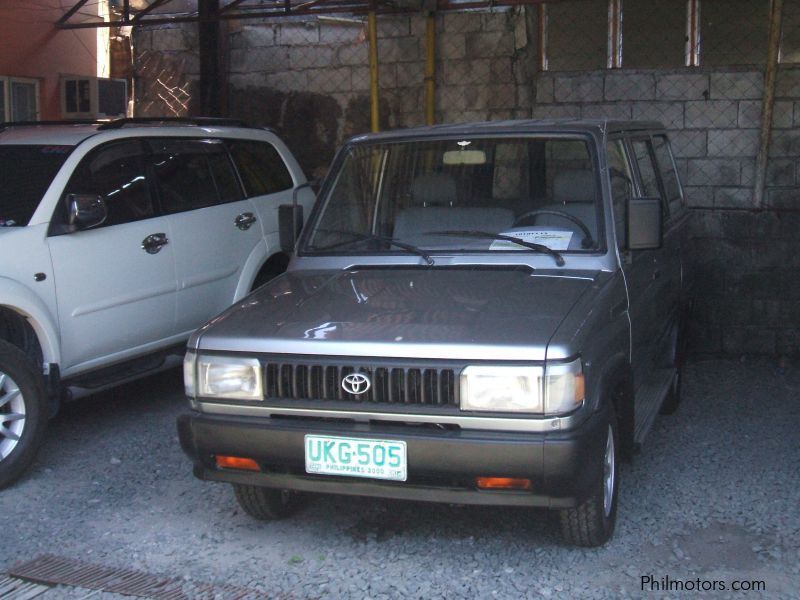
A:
[233,237,285,302]
[0,277,60,367]
[592,351,634,459]
[233,240,270,302]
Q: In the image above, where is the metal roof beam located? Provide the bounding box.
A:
[57,0,554,28]
[57,0,92,25]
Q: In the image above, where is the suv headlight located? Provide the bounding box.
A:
[459,359,584,415]
[194,354,263,401]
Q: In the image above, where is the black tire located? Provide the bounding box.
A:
[0,339,48,489]
[559,407,619,547]
[233,484,303,521]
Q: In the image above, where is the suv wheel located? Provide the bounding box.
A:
[0,340,48,489]
[234,484,303,520]
[559,407,619,547]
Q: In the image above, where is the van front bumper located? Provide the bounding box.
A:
[177,407,608,509]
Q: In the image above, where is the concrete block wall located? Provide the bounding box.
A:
[133,24,200,116]
[533,66,800,355]
[533,68,769,209]
[220,10,531,176]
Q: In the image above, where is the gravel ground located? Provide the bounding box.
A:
[2,358,799,599]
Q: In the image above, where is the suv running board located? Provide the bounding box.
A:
[62,345,185,399]
[633,367,676,449]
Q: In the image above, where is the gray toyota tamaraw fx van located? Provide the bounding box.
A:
[178,120,690,547]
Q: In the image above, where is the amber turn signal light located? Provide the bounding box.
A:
[215,455,260,471]
[476,477,533,490]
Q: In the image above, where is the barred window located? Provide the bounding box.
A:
[545,0,608,71]
[781,0,800,63]
[700,0,770,66]
[623,0,687,69]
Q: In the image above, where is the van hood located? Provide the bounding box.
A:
[195,267,598,361]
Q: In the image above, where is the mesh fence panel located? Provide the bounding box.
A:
[131,1,800,209]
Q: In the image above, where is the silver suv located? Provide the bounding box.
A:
[0,118,314,488]
[179,120,690,547]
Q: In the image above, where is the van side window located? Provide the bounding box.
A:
[61,140,154,227]
[148,139,242,214]
[607,140,633,249]
[652,135,684,218]
[631,138,668,220]
[228,140,294,197]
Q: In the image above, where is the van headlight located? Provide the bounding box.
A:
[193,354,263,401]
[183,351,197,398]
[459,359,584,415]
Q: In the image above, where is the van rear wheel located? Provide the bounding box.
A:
[660,321,685,415]
[0,340,48,489]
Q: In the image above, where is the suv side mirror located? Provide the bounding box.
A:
[67,194,107,230]
[627,197,662,250]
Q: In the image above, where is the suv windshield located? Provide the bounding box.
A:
[305,136,602,257]
[0,145,72,226]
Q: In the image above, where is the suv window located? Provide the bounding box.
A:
[0,145,71,226]
[228,140,294,197]
[148,139,242,214]
[651,135,684,218]
[61,140,154,228]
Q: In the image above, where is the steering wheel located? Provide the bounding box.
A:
[512,209,594,249]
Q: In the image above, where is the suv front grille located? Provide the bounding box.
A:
[263,361,458,407]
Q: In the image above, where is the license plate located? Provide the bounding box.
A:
[304,435,407,482]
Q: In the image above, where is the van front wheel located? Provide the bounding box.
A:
[234,484,303,520]
[559,409,619,547]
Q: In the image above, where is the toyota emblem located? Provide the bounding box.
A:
[342,373,371,395]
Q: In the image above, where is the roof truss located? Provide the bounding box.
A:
[57,0,549,28]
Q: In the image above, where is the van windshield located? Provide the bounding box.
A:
[0,145,72,226]
[305,136,602,256]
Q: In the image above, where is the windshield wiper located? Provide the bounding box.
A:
[427,230,565,266]
[311,229,435,266]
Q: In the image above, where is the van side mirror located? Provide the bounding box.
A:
[279,179,319,253]
[67,194,107,230]
[279,204,303,253]
[627,197,662,250]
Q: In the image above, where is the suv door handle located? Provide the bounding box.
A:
[235,212,257,231]
[652,269,661,280]
[141,233,169,254]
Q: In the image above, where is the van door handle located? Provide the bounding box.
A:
[652,269,661,280]
[235,212,257,231]
[141,233,168,254]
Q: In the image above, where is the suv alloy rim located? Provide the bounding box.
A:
[0,371,26,460]
[603,424,615,517]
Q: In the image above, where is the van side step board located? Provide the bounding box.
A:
[633,368,676,448]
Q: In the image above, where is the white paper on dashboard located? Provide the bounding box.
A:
[489,230,574,251]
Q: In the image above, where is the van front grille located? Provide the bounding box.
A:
[263,361,458,407]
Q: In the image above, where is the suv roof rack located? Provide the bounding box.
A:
[0,119,110,132]
[96,117,248,130]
